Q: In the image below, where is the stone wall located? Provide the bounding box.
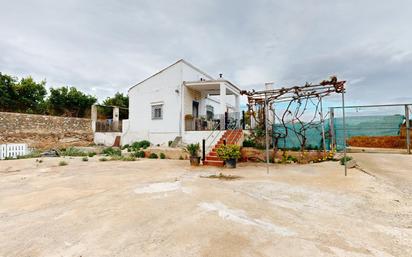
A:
[0,112,93,149]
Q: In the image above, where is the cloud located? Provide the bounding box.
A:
[0,0,411,106]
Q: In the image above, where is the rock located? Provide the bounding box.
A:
[41,149,60,157]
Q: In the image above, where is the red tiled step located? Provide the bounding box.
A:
[203,160,224,167]
[205,155,221,161]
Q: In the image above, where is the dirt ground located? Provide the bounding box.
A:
[0,153,411,257]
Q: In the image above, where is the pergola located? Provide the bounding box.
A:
[241,76,349,176]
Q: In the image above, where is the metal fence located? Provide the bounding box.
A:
[95,120,123,132]
[272,104,412,154]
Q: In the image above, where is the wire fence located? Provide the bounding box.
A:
[272,104,411,153]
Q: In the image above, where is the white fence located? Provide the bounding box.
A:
[0,144,28,160]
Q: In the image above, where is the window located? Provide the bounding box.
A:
[151,104,163,120]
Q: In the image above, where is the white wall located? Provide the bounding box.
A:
[124,61,213,145]
[94,132,122,146]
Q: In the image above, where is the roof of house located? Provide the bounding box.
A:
[128,59,214,92]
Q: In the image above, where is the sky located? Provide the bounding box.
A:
[1,0,412,109]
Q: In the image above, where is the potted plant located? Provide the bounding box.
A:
[216,144,241,168]
[185,143,200,166]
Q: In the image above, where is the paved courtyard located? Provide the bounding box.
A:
[0,153,411,257]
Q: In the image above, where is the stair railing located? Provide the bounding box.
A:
[203,114,225,158]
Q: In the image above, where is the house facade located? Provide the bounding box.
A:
[121,59,242,146]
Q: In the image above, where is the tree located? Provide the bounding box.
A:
[47,87,97,117]
[101,92,129,119]
[0,73,18,112]
[102,92,128,107]
[14,77,47,113]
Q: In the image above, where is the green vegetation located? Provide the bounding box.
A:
[102,147,121,156]
[133,150,145,158]
[47,87,96,117]
[0,72,130,118]
[159,153,166,159]
[58,160,68,166]
[216,144,241,161]
[340,156,353,165]
[87,152,96,157]
[60,147,88,157]
[120,156,136,161]
[82,157,89,162]
[242,139,256,147]
[179,155,184,160]
[99,157,108,162]
[149,153,158,159]
[129,140,151,151]
[185,143,200,157]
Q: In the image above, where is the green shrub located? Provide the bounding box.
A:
[185,143,200,157]
[134,151,145,158]
[121,144,129,150]
[159,153,166,159]
[130,140,151,151]
[99,157,108,162]
[59,160,68,166]
[102,147,121,156]
[168,140,173,147]
[216,144,241,161]
[149,153,158,159]
[121,156,136,161]
[87,152,96,157]
[242,139,256,147]
[61,147,87,157]
[82,157,88,162]
[179,155,184,160]
[340,156,353,165]
[139,140,151,149]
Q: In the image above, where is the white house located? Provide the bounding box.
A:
[121,59,243,146]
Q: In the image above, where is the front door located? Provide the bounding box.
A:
[192,101,199,118]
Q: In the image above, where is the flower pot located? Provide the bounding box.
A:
[225,158,237,168]
[189,156,201,166]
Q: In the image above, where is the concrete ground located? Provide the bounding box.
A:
[0,154,411,257]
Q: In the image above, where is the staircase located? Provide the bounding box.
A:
[203,130,243,167]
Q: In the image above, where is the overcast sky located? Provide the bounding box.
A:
[1,0,411,108]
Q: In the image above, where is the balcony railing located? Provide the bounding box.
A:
[185,112,244,131]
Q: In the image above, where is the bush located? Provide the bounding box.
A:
[179,155,184,160]
[59,160,68,166]
[168,140,173,147]
[340,156,353,165]
[159,153,166,159]
[121,156,136,161]
[82,157,88,161]
[130,140,151,151]
[121,144,129,150]
[242,139,256,147]
[61,147,87,157]
[102,147,121,156]
[99,157,108,162]
[134,151,145,158]
[185,143,200,157]
[149,153,158,159]
[216,144,241,161]
[88,152,96,157]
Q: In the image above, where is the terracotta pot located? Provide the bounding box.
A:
[189,156,201,166]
